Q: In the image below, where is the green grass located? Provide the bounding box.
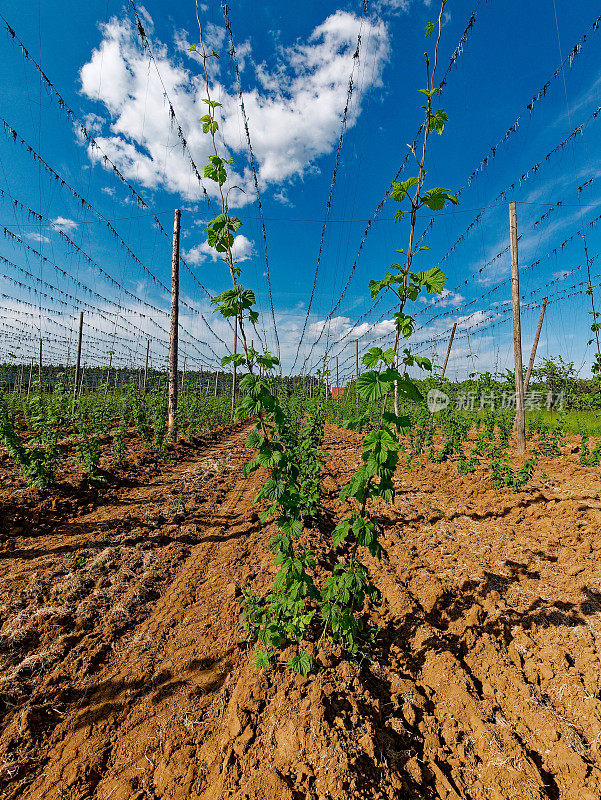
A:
[526,410,601,435]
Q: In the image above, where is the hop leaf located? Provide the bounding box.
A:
[221,353,245,368]
[356,370,394,401]
[414,267,446,294]
[332,519,351,548]
[253,649,272,670]
[421,187,458,212]
[362,347,384,368]
[391,176,419,203]
[286,650,313,676]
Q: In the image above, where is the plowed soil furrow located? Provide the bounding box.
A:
[319,424,601,800]
[0,423,273,800]
[3,421,601,800]
[25,475,262,800]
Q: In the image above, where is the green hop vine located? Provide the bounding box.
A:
[325,0,458,657]
[190,3,320,675]
[189,0,456,672]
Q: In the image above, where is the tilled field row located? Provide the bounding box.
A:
[2,422,601,800]
[321,424,601,800]
[0,423,264,800]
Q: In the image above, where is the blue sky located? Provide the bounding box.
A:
[1,0,601,380]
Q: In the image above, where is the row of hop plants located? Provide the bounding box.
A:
[331,399,566,492]
[187,0,459,673]
[333,395,599,493]
[0,378,236,489]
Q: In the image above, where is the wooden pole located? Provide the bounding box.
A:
[214,372,218,397]
[65,346,71,390]
[168,209,181,434]
[231,315,237,421]
[38,337,42,390]
[17,363,24,395]
[72,311,83,411]
[143,340,150,393]
[524,297,548,394]
[26,357,33,400]
[510,201,526,454]
[355,338,359,412]
[441,322,457,379]
[181,356,187,398]
[104,351,113,402]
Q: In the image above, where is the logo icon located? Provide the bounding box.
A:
[427,388,449,413]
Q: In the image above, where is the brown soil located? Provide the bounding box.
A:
[1,422,601,799]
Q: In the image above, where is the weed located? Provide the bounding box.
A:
[489,449,538,491]
[64,553,88,571]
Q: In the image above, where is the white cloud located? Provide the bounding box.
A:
[307,314,396,344]
[431,288,464,307]
[235,11,388,186]
[79,11,389,203]
[51,217,79,234]
[273,188,292,206]
[184,233,254,264]
[26,232,50,244]
[0,286,590,379]
[235,41,252,72]
[83,112,105,134]
[454,309,491,330]
[136,5,154,32]
[374,0,432,15]
[376,0,411,12]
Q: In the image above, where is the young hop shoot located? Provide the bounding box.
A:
[325,0,458,656]
[189,0,457,672]
[189,4,320,675]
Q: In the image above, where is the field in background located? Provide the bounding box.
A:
[1,379,601,798]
